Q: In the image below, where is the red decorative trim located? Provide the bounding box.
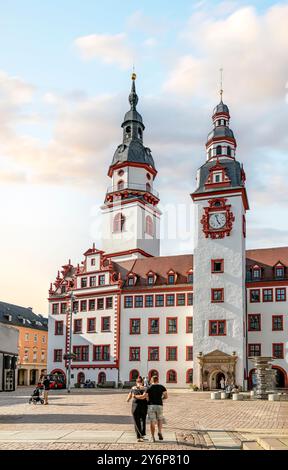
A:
[209,320,226,336]
[166,317,178,334]
[211,259,224,273]
[148,346,159,361]
[129,346,141,361]
[166,347,178,361]
[71,364,117,369]
[108,161,157,179]
[200,198,235,239]
[148,318,160,334]
[248,314,261,332]
[211,288,224,303]
[50,368,66,379]
[272,343,284,359]
[122,286,192,295]
[129,318,141,335]
[272,315,283,331]
[204,161,231,189]
[192,187,249,211]
[206,135,236,147]
[129,369,140,381]
[103,248,153,260]
[166,369,177,383]
[272,365,288,387]
[247,281,288,288]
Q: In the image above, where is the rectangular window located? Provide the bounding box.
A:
[186,317,193,333]
[87,318,96,333]
[124,296,133,308]
[34,334,38,342]
[147,276,154,285]
[97,298,104,310]
[81,277,87,288]
[209,320,226,336]
[248,343,261,357]
[61,285,66,294]
[166,346,177,361]
[73,345,89,361]
[248,314,261,331]
[275,267,284,278]
[145,295,154,307]
[90,276,97,287]
[25,333,29,341]
[89,299,95,311]
[272,343,284,359]
[128,277,134,286]
[263,289,273,302]
[135,296,143,308]
[276,288,286,302]
[148,347,159,361]
[187,293,193,305]
[42,336,46,343]
[272,315,283,331]
[211,259,224,273]
[166,317,178,334]
[60,303,67,314]
[177,293,185,306]
[211,288,224,302]
[93,345,110,361]
[148,318,159,334]
[72,301,79,312]
[130,347,140,361]
[101,317,111,332]
[168,274,175,284]
[55,321,64,335]
[91,258,95,266]
[52,303,59,315]
[253,268,261,279]
[155,294,164,307]
[99,275,105,286]
[80,300,87,312]
[106,297,113,309]
[54,349,62,362]
[186,346,193,361]
[74,319,82,334]
[166,294,175,306]
[250,289,260,303]
[130,318,141,335]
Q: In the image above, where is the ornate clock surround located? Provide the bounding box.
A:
[201,198,235,239]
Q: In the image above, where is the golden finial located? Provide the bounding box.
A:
[131,72,137,81]
[219,67,223,101]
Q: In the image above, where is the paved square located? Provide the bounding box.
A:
[0,387,287,450]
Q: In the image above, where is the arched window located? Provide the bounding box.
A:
[146,182,151,193]
[148,369,159,381]
[77,372,85,384]
[145,215,154,236]
[216,145,222,155]
[186,369,193,384]
[129,369,139,381]
[98,372,106,385]
[208,149,212,159]
[227,146,231,156]
[138,128,142,139]
[113,213,125,232]
[167,370,177,383]
[117,180,124,190]
[125,126,131,138]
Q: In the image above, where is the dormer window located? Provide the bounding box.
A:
[127,273,136,286]
[187,271,193,283]
[275,266,284,279]
[213,172,222,183]
[252,267,261,280]
[148,276,154,285]
[168,273,175,285]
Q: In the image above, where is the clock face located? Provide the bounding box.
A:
[209,212,227,229]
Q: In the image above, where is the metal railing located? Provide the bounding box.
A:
[107,182,159,199]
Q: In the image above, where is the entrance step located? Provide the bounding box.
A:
[242,441,264,451]
[257,437,288,451]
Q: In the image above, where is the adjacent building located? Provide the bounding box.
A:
[0,301,48,386]
[0,323,18,391]
[47,75,288,389]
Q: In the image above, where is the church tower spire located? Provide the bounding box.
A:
[101,74,161,262]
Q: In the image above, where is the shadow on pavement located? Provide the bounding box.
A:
[0,414,133,424]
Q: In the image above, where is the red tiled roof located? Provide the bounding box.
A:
[246,247,288,267]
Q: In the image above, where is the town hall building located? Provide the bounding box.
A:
[47,75,288,390]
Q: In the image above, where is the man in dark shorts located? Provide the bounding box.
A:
[146,375,168,442]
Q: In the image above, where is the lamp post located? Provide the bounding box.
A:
[66,291,76,394]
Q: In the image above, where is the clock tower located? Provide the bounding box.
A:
[191,96,249,390]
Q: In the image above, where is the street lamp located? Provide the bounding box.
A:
[64,291,76,394]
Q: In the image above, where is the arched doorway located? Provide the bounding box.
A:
[129,369,139,382]
[98,372,106,385]
[77,372,85,384]
[210,370,226,390]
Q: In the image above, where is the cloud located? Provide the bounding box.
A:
[127,10,168,35]
[74,33,133,69]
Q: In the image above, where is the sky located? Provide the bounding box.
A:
[0,0,288,314]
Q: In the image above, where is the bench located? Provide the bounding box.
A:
[123,381,135,389]
[97,381,116,389]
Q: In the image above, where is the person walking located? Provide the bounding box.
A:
[126,376,148,442]
[146,375,168,442]
[42,375,50,405]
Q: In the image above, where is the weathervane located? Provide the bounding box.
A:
[219,67,223,102]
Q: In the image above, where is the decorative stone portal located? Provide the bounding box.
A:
[198,350,238,391]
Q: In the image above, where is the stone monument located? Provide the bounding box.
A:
[249,356,275,399]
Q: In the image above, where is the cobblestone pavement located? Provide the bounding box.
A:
[0,387,287,450]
